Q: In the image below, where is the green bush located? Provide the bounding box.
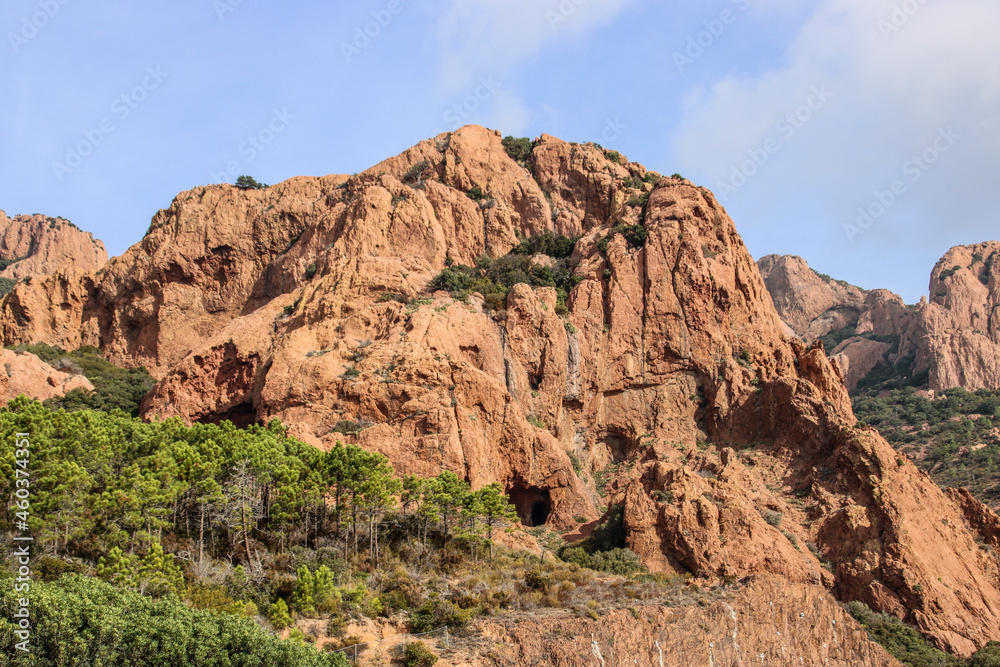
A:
[0,277,18,297]
[235,175,267,190]
[846,601,961,667]
[971,641,1000,667]
[427,253,580,314]
[0,575,346,666]
[501,136,533,164]
[512,231,578,259]
[588,547,644,575]
[939,265,962,280]
[377,292,409,304]
[605,150,622,164]
[466,186,487,202]
[761,510,783,527]
[0,256,25,271]
[403,161,432,184]
[403,641,439,667]
[599,224,648,254]
[14,344,157,417]
[409,597,474,633]
[305,263,317,279]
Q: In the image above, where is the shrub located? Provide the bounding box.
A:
[605,150,622,164]
[0,255,26,271]
[466,186,487,202]
[512,231,578,259]
[588,548,644,575]
[971,641,1000,667]
[643,171,662,183]
[403,161,432,184]
[32,345,156,417]
[0,575,344,666]
[427,253,580,314]
[847,601,961,667]
[403,641,439,666]
[671,173,684,180]
[0,276,17,296]
[626,192,650,208]
[409,597,474,633]
[235,175,267,190]
[305,263,317,279]
[761,509,784,527]
[598,224,648,254]
[332,420,364,435]
[501,136,533,164]
[939,265,962,280]
[378,292,409,304]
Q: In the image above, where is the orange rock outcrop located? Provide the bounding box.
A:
[2,126,998,655]
[0,211,107,281]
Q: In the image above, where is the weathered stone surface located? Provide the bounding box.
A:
[478,576,903,667]
[0,348,92,403]
[0,211,107,281]
[758,254,866,341]
[3,126,999,654]
[761,246,1000,393]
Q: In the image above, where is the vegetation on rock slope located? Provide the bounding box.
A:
[853,386,1000,509]
[0,396,698,664]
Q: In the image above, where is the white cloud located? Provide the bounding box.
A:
[434,0,634,91]
[670,0,1000,298]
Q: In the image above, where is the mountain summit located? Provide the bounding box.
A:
[3,126,999,656]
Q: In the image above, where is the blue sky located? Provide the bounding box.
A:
[1,0,997,303]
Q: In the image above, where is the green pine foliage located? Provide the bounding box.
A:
[501,136,533,165]
[0,575,348,666]
[10,343,155,417]
[853,387,1000,507]
[428,244,581,315]
[235,175,268,190]
[847,601,961,667]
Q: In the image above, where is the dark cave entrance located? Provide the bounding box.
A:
[508,485,552,527]
[197,402,261,429]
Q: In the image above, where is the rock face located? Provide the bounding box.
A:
[761,247,1000,392]
[757,254,866,341]
[2,126,999,654]
[919,242,1000,390]
[0,348,93,403]
[479,576,902,667]
[0,211,107,281]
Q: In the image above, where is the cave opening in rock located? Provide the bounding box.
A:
[507,485,552,527]
[197,402,261,429]
[531,499,551,526]
[599,427,636,464]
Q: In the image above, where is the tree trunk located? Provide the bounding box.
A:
[199,505,205,573]
[241,499,253,566]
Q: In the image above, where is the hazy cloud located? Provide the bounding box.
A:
[671,0,1000,299]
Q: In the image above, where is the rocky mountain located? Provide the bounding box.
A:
[759,246,1000,393]
[757,254,867,341]
[2,126,999,657]
[0,347,93,403]
[0,210,107,284]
